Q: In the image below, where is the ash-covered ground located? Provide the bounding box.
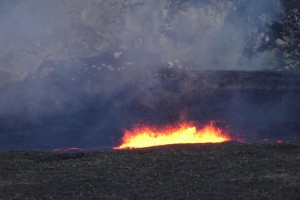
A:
[0,142,299,199]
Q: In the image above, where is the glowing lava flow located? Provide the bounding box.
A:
[114,121,231,149]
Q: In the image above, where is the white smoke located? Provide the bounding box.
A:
[114,0,282,70]
[0,0,283,87]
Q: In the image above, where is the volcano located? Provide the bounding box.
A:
[1,1,300,199]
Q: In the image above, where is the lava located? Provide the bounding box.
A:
[114,121,231,149]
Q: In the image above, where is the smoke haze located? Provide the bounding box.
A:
[1,0,299,150]
[0,0,283,84]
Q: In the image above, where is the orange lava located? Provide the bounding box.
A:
[114,121,231,149]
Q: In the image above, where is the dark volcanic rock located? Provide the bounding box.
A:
[0,143,299,199]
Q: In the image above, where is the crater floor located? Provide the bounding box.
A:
[0,142,299,199]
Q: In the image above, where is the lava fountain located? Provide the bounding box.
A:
[114,121,231,149]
